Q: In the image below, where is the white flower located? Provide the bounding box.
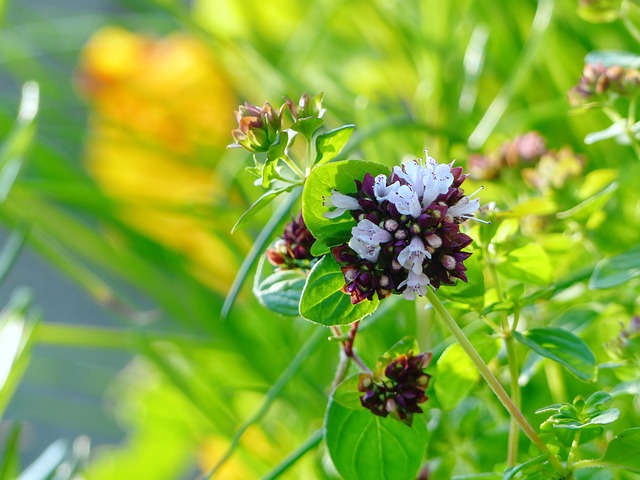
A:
[421,162,454,207]
[323,190,360,219]
[397,235,430,274]
[398,270,430,300]
[393,160,427,197]
[348,219,392,262]
[388,185,422,218]
[373,174,399,202]
[447,197,480,220]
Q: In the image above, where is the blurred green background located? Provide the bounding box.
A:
[1,0,639,478]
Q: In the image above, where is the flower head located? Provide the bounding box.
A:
[231,101,282,152]
[327,151,481,304]
[358,349,432,425]
[266,212,317,269]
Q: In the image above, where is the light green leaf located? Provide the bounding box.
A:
[314,125,355,166]
[513,328,596,381]
[497,244,552,285]
[0,425,21,480]
[589,244,640,289]
[291,117,324,140]
[302,160,390,247]
[262,131,289,188]
[435,334,500,410]
[325,376,428,480]
[299,255,379,325]
[599,428,640,473]
[310,239,330,256]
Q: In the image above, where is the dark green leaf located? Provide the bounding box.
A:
[302,160,390,247]
[299,255,379,325]
[253,263,307,316]
[513,328,596,381]
[325,376,428,480]
[589,244,640,289]
[314,125,355,166]
[599,428,640,473]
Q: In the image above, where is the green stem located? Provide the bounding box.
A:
[505,323,522,466]
[261,429,323,480]
[622,0,640,45]
[566,429,582,471]
[282,155,307,180]
[201,328,325,480]
[425,289,567,477]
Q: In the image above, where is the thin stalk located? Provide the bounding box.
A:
[566,429,582,471]
[282,155,307,180]
[425,289,567,477]
[202,328,325,480]
[261,429,323,480]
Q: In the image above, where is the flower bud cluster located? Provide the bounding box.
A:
[267,212,317,270]
[325,153,480,304]
[605,316,640,365]
[568,64,640,106]
[358,350,432,425]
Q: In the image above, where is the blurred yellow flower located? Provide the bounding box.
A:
[78,27,248,294]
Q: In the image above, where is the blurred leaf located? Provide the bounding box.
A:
[584,120,631,145]
[589,244,640,289]
[513,328,596,380]
[556,182,617,222]
[0,425,21,480]
[302,160,390,247]
[584,50,640,68]
[503,454,548,480]
[598,428,640,473]
[497,244,552,285]
[299,255,379,325]
[437,254,485,307]
[0,228,27,286]
[577,169,617,200]
[314,125,355,166]
[325,375,428,480]
[253,257,307,316]
[0,82,38,203]
[435,334,500,410]
[17,439,68,480]
[501,198,557,218]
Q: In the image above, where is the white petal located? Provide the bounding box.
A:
[448,197,480,218]
[373,175,399,202]
[349,237,381,262]
[329,191,360,210]
[388,185,422,218]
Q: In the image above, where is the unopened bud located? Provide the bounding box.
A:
[425,233,442,249]
[385,397,397,413]
[441,254,456,270]
[384,219,399,232]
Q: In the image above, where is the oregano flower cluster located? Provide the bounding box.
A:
[325,154,481,303]
[266,212,317,270]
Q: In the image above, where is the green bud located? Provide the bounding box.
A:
[231,101,282,153]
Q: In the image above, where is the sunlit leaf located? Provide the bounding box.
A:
[299,255,379,325]
[262,131,290,188]
[231,184,297,234]
[314,125,355,166]
[325,376,428,480]
[497,244,552,285]
[253,257,307,316]
[302,160,390,247]
[599,428,640,473]
[513,328,596,381]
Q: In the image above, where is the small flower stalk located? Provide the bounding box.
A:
[358,349,432,426]
[325,152,482,303]
[267,212,317,270]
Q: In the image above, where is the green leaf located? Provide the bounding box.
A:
[253,260,307,316]
[503,454,548,480]
[325,376,428,480]
[290,117,324,140]
[497,244,552,285]
[299,255,379,325]
[589,244,640,289]
[435,334,500,410]
[556,181,617,222]
[0,228,27,287]
[314,125,355,166]
[599,428,640,473]
[302,160,390,247]
[262,131,289,188]
[513,328,596,381]
[437,253,485,307]
[584,50,640,68]
[0,425,21,480]
[0,82,39,203]
[310,239,330,256]
[231,185,297,234]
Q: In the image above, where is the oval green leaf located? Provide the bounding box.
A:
[589,244,640,289]
[299,255,379,325]
[513,328,596,381]
[302,160,390,247]
[253,268,307,316]
[600,428,640,473]
[314,125,355,166]
[325,376,428,480]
